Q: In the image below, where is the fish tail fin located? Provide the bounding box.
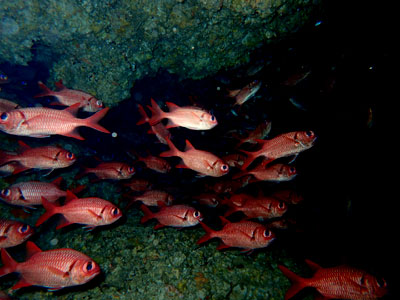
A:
[278,264,308,300]
[35,197,59,227]
[0,150,15,166]
[197,221,216,244]
[140,204,154,223]
[34,81,54,98]
[239,150,257,170]
[159,137,181,158]
[147,98,165,125]
[136,104,149,125]
[83,107,110,134]
[0,249,18,277]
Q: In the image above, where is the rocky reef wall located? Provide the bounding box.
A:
[1,0,321,106]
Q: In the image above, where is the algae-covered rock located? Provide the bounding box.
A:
[0,0,321,106]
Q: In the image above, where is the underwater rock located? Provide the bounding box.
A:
[0,0,321,106]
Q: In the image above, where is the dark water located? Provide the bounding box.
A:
[0,1,395,299]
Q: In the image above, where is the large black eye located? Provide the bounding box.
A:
[19,224,30,233]
[66,152,75,160]
[306,131,314,137]
[193,211,200,218]
[377,278,387,288]
[289,167,296,174]
[86,261,93,271]
[263,229,272,237]
[1,189,10,196]
[210,115,216,122]
[96,100,103,107]
[0,112,8,121]
[278,202,286,209]
[112,208,120,216]
[221,164,229,172]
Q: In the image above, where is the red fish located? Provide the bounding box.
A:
[0,177,85,208]
[0,241,100,291]
[240,130,316,170]
[0,98,19,113]
[233,162,297,183]
[224,195,288,220]
[0,219,34,248]
[137,104,171,144]
[147,98,217,130]
[0,103,110,140]
[233,120,272,148]
[35,80,104,112]
[205,175,252,194]
[130,150,171,173]
[0,141,76,175]
[227,80,261,106]
[221,153,247,168]
[271,189,303,205]
[122,178,153,192]
[78,161,135,181]
[140,203,203,229]
[192,193,221,207]
[35,191,122,230]
[127,190,174,207]
[197,216,275,252]
[279,259,388,300]
[160,138,229,177]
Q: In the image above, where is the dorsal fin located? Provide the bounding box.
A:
[65,190,78,203]
[219,216,231,225]
[26,241,42,259]
[64,103,81,116]
[165,102,180,111]
[184,139,195,151]
[51,176,63,187]
[17,140,31,151]
[55,79,66,90]
[305,259,322,272]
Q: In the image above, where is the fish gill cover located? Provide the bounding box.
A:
[0,0,395,300]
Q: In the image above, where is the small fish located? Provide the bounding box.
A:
[197,216,275,252]
[34,80,104,112]
[137,104,171,144]
[221,153,246,168]
[279,259,388,300]
[234,120,272,148]
[227,80,261,106]
[233,162,297,183]
[282,69,311,87]
[224,195,288,220]
[140,202,203,229]
[160,138,229,177]
[0,141,76,175]
[271,190,303,205]
[0,241,101,291]
[77,161,135,181]
[205,175,252,194]
[147,98,217,130]
[0,98,20,113]
[240,130,317,170]
[0,219,34,248]
[35,191,122,230]
[122,178,153,192]
[128,190,174,207]
[192,193,221,207]
[0,177,85,208]
[129,150,171,173]
[0,103,110,140]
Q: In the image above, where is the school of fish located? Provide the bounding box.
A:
[0,78,388,300]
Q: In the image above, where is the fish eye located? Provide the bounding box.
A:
[289,167,296,174]
[306,131,314,138]
[128,166,135,174]
[19,224,30,233]
[85,261,93,272]
[0,112,8,121]
[1,189,10,196]
[66,152,75,160]
[96,100,103,107]
[220,164,229,172]
[112,208,120,216]
[377,278,387,288]
[278,201,286,209]
[193,211,201,218]
[263,229,272,237]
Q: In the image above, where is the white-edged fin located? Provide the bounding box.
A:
[184,139,196,151]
